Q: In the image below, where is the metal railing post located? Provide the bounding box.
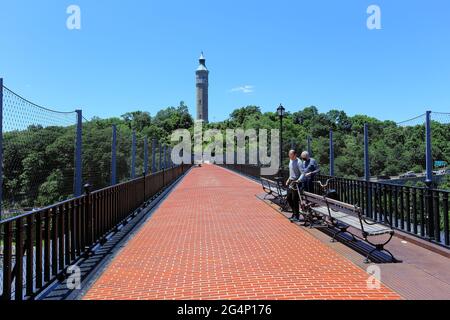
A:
[425,111,433,185]
[151,138,157,173]
[0,78,3,220]
[329,129,335,176]
[131,130,136,179]
[74,109,83,197]
[144,137,148,175]
[111,124,117,185]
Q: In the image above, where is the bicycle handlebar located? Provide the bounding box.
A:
[314,178,335,189]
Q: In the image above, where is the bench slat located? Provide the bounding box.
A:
[304,191,357,211]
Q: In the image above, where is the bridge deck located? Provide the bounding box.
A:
[83,165,400,300]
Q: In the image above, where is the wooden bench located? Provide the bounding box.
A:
[300,189,400,264]
[260,177,288,210]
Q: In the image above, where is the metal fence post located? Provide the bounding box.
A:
[0,78,3,219]
[364,124,370,181]
[144,137,148,175]
[329,129,335,176]
[74,109,83,197]
[425,110,434,239]
[364,123,372,217]
[131,130,136,179]
[425,111,433,185]
[159,142,163,171]
[152,138,157,173]
[111,124,117,185]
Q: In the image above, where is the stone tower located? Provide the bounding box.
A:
[196,52,209,122]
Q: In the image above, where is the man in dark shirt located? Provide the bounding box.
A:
[299,151,320,193]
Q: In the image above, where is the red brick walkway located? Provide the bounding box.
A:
[83,165,401,300]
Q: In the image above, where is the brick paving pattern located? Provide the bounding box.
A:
[83,165,401,300]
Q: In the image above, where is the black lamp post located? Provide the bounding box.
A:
[277,104,286,177]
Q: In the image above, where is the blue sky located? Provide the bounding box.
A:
[0,0,449,122]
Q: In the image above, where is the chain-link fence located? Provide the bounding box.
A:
[116,126,132,184]
[392,113,427,180]
[82,119,113,191]
[0,81,169,221]
[1,85,77,218]
[431,112,450,191]
[283,111,449,193]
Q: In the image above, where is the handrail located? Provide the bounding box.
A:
[0,164,190,300]
[0,167,178,224]
[316,173,450,195]
[0,195,85,224]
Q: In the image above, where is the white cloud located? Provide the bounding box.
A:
[230,85,254,94]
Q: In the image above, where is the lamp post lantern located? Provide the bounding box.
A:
[277,104,285,176]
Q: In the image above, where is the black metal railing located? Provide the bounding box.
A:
[221,164,450,249]
[0,164,190,300]
[312,174,449,248]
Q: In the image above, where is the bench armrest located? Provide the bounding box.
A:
[356,205,393,228]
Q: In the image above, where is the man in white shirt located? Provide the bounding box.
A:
[286,150,303,222]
